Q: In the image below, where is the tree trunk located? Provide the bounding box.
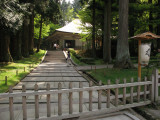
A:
[114,0,134,68]
[149,0,153,32]
[16,31,23,59]
[28,10,34,54]
[129,0,136,55]
[21,19,29,57]
[157,0,160,49]
[0,30,13,62]
[36,15,43,53]
[92,0,96,57]
[10,31,22,60]
[103,0,112,63]
[10,33,17,59]
[129,0,136,37]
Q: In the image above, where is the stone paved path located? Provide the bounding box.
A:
[0,50,145,120]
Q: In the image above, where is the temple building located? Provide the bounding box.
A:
[46,19,86,49]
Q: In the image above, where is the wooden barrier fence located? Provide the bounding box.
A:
[153,69,160,101]
[0,76,154,120]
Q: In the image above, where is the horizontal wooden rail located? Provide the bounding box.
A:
[0,81,152,99]
[28,101,151,120]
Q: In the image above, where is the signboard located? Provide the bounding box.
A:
[139,43,151,66]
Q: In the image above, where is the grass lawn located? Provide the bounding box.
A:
[0,50,46,93]
[86,68,156,94]
[87,68,155,84]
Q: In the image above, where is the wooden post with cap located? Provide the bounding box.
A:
[131,32,160,81]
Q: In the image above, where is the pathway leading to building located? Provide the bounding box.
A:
[0,51,145,120]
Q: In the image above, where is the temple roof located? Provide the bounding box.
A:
[46,19,89,41]
[56,19,84,34]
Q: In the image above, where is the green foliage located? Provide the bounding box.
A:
[60,0,74,26]
[70,49,104,65]
[77,1,104,49]
[0,0,30,31]
[72,0,82,17]
[129,0,160,34]
[34,15,50,39]
[49,23,61,35]
[35,0,61,23]
[34,15,61,39]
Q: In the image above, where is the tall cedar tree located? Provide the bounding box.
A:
[21,18,30,57]
[114,0,134,68]
[92,0,96,57]
[149,0,153,32]
[157,0,160,49]
[103,0,112,63]
[0,29,13,62]
[36,15,43,52]
[29,5,34,54]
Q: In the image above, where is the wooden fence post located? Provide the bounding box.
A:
[9,86,14,120]
[22,85,27,120]
[46,83,51,117]
[137,77,140,102]
[98,81,102,109]
[34,84,39,119]
[89,81,93,111]
[115,79,119,107]
[130,78,134,104]
[58,83,62,116]
[123,78,126,105]
[151,74,155,102]
[154,69,159,102]
[144,77,147,101]
[69,82,73,114]
[79,82,83,113]
[5,76,7,85]
[107,80,110,108]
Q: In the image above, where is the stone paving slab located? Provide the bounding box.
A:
[27,72,81,77]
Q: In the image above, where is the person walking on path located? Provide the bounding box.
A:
[67,50,71,66]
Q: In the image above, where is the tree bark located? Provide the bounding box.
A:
[21,19,29,57]
[16,31,23,59]
[157,0,160,49]
[129,0,136,55]
[10,33,17,59]
[0,30,13,62]
[103,0,112,63]
[129,0,136,37]
[10,31,22,60]
[92,0,96,57]
[36,15,43,53]
[149,0,153,32]
[114,0,134,68]
[28,10,34,54]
